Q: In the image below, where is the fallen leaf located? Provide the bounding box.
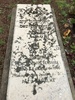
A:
[64,23,70,28]
[63,29,71,37]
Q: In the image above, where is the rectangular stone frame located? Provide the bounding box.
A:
[0,6,75,100]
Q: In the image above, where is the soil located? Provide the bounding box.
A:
[0,0,75,87]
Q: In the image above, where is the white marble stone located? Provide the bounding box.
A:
[6,4,73,100]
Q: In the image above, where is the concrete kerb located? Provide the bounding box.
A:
[0,5,75,100]
[52,8,75,100]
[0,8,16,100]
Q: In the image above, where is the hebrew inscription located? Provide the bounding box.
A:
[7,4,73,100]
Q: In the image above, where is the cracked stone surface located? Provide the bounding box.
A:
[6,4,73,100]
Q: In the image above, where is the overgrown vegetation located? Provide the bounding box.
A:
[56,0,75,69]
[56,0,70,16]
[56,0,75,24]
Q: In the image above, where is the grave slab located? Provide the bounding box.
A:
[0,4,75,100]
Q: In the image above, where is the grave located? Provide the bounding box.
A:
[0,4,75,100]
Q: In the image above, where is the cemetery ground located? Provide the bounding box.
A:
[0,0,75,88]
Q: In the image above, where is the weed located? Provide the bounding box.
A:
[32,0,37,3]
[56,0,70,17]
[0,40,5,45]
[0,27,3,34]
[0,9,2,14]
[61,11,67,17]
[8,4,16,8]
[56,0,70,10]
[0,8,4,15]
[8,13,12,20]
[43,0,51,4]
[70,43,75,53]
[0,56,4,62]
[60,19,67,24]
[71,18,75,24]
[63,36,71,45]
[71,60,75,66]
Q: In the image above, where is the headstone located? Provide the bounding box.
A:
[3,4,75,100]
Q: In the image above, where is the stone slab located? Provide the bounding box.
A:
[0,4,75,100]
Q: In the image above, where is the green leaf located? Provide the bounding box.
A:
[73,0,75,2]
[61,11,67,17]
[70,44,75,49]
[32,0,37,3]
[71,18,75,24]
[72,60,75,66]
[43,0,51,4]
[0,40,5,45]
[0,27,3,34]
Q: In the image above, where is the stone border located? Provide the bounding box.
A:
[52,8,75,100]
[0,6,75,100]
[0,8,16,100]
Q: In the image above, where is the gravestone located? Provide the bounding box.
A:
[0,4,75,100]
